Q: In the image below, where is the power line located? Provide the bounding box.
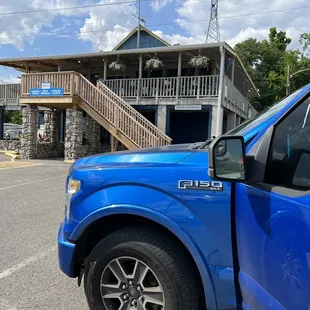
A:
[1,3,310,42]
[0,0,152,17]
[4,4,310,39]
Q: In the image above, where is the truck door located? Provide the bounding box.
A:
[236,96,310,310]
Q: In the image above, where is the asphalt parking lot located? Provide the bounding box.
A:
[0,158,88,310]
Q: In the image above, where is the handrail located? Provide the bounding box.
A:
[224,76,250,115]
[104,75,220,98]
[20,71,172,147]
[97,81,172,143]
[21,71,74,96]
[75,74,163,147]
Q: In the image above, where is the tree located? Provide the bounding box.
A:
[235,27,297,112]
[3,110,22,125]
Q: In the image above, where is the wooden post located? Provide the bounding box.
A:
[176,52,182,102]
[110,135,118,152]
[103,60,107,81]
[4,84,7,106]
[137,54,143,103]
[0,107,4,140]
[88,64,91,80]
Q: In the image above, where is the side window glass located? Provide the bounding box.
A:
[265,97,310,191]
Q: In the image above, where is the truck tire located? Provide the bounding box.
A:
[84,226,202,310]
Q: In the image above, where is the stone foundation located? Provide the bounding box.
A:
[0,140,21,152]
[36,142,64,158]
[21,105,38,159]
[43,110,58,143]
[65,108,83,161]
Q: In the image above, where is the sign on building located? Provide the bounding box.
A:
[30,82,64,97]
[175,105,202,111]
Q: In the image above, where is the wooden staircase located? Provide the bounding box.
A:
[20,72,172,150]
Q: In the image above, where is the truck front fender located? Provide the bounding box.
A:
[70,184,218,309]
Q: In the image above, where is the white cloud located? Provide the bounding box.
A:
[227,28,269,47]
[153,30,204,45]
[79,0,137,51]
[0,0,81,50]
[151,0,172,12]
[1,0,309,53]
[0,76,21,84]
[175,0,310,48]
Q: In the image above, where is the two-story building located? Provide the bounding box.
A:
[0,25,258,160]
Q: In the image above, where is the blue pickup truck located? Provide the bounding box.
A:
[58,85,310,310]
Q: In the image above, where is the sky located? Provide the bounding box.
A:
[0,0,310,83]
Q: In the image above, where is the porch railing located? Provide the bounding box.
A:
[224,76,250,115]
[21,72,74,96]
[20,72,172,148]
[103,75,220,99]
[0,83,21,105]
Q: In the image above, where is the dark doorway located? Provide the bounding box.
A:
[132,106,156,125]
[169,109,210,144]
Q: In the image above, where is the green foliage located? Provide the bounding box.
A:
[235,27,310,112]
[3,110,22,125]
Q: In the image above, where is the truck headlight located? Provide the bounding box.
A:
[65,178,81,219]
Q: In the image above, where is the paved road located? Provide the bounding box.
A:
[0,154,9,162]
[0,160,88,310]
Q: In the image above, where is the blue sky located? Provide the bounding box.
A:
[0,0,309,83]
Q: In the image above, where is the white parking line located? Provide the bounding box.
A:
[0,175,67,191]
[0,246,57,280]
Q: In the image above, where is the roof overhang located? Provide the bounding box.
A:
[0,41,259,98]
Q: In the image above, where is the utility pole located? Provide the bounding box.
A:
[137,0,141,48]
[286,64,290,96]
[133,0,145,48]
[287,67,310,95]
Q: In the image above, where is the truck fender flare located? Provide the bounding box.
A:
[71,204,217,310]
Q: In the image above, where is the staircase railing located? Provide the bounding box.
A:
[97,80,172,146]
[75,74,172,148]
[20,71,172,148]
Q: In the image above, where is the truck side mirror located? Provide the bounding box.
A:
[208,135,246,182]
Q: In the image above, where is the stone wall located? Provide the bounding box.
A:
[65,108,83,161]
[36,142,64,158]
[0,140,21,152]
[21,105,38,159]
[43,110,58,143]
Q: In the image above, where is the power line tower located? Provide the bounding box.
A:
[206,0,220,43]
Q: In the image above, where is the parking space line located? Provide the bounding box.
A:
[0,175,67,191]
[0,246,57,281]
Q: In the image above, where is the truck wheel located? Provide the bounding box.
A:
[84,226,202,310]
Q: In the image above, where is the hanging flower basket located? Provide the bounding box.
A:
[109,57,126,71]
[188,55,210,68]
[145,57,164,70]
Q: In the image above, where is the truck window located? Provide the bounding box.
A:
[226,88,303,137]
[265,97,310,191]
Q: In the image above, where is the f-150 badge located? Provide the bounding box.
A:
[178,180,223,191]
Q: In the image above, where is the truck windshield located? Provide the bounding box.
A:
[225,88,303,137]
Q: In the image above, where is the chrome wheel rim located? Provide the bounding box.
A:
[100,256,165,310]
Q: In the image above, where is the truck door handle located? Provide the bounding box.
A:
[245,185,267,198]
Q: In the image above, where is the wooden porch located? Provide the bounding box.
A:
[19,71,172,149]
[103,75,220,99]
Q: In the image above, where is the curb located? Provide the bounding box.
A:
[4,152,21,160]
[64,160,75,164]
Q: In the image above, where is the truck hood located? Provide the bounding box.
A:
[69,143,200,173]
